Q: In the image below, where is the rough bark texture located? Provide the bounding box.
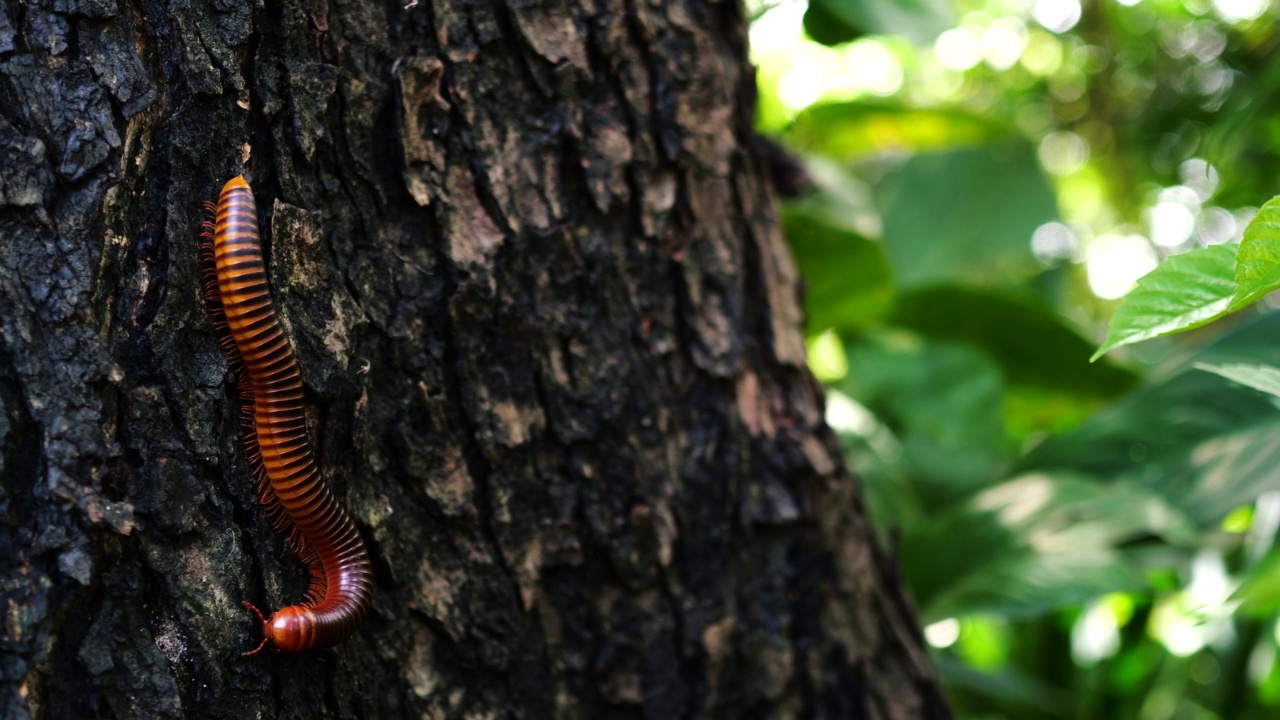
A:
[0,0,951,717]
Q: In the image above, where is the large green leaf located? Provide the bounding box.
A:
[1164,418,1280,526]
[904,472,1195,622]
[879,142,1058,289]
[803,0,953,47]
[1028,312,1280,524]
[838,335,1013,500]
[920,551,1142,623]
[781,200,894,331]
[786,101,1013,160]
[1091,243,1239,360]
[934,656,1076,719]
[1194,362,1280,399]
[1230,196,1280,310]
[892,287,1137,397]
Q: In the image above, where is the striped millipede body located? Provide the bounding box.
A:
[201,176,373,654]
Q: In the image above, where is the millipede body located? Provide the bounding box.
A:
[202,175,373,654]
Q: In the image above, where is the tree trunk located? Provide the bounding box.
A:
[0,0,951,717]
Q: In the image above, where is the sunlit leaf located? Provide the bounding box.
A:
[1235,547,1280,616]
[1261,654,1280,706]
[1091,243,1239,360]
[1194,362,1280,399]
[806,331,849,381]
[787,101,1015,161]
[1231,196,1280,310]
[955,616,1011,671]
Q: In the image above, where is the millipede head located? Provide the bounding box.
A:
[250,605,317,654]
[239,601,318,655]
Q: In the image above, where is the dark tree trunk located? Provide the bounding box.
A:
[0,0,951,717]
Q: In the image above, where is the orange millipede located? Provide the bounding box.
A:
[200,176,373,654]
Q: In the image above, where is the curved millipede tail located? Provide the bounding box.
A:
[203,175,373,654]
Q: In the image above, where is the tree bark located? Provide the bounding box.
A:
[0,0,951,717]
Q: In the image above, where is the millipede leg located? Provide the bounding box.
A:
[241,601,271,656]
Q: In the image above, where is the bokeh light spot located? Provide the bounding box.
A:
[1196,207,1237,245]
[1072,599,1121,665]
[1034,0,1083,33]
[982,18,1029,71]
[1180,158,1220,200]
[1032,221,1079,264]
[1086,234,1158,299]
[1213,0,1269,23]
[1149,201,1195,248]
[925,618,961,648]
[1038,131,1089,175]
[1021,30,1064,76]
[847,40,905,96]
[935,27,982,71]
[778,61,824,110]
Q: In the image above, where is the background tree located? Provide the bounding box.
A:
[755,0,1280,718]
[0,0,950,717]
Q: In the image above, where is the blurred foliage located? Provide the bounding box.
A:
[753,0,1280,716]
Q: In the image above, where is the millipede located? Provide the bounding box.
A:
[201,175,373,654]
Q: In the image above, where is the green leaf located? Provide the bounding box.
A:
[975,473,1197,547]
[781,201,894,331]
[1172,418,1280,525]
[920,550,1142,623]
[803,1,863,46]
[934,656,1077,719]
[838,336,1012,500]
[953,616,1011,671]
[1237,548,1280,616]
[892,287,1137,396]
[803,0,953,46]
[787,101,1014,161]
[1028,312,1280,526]
[1194,362,1280,399]
[1230,196,1280,310]
[1091,243,1239,361]
[880,142,1058,289]
[904,472,1194,621]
